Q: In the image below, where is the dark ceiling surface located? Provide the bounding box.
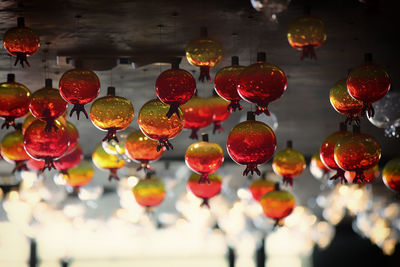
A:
[0,0,399,160]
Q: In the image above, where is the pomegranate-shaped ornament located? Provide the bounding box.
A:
[0,125,30,173]
[214,56,246,111]
[133,172,166,210]
[237,52,287,116]
[185,134,224,184]
[59,67,100,120]
[310,151,331,180]
[287,12,326,59]
[347,53,391,118]
[23,120,70,171]
[29,79,68,132]
[260,183,295,226]
[54,145,83,175]
[187,173,222,208]
[334,125,381,183]
[125,129,163,171]
[345,164,379,184]
[320,123,351,183]
[181,95,213,139]
[3,17,40,67]
[330,79,363,125]
[26,158,45,171]
[92,143,125,181]
[272,140,306,186]
[62,160,94,189]
[382,158,400,193]
[22,112,66,134]
[185,27,223,82]
[208,95,231,134]
[227,112,276,176]
[65,121,79,154]
[138,99,184,151]
[249,175,275,202]
[155,59,196,118]
[0,74,31,129]
[90,87,134,142]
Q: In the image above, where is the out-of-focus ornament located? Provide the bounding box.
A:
[249,175,275,202]
[59,67,100,119]
[92,143,125,181]
[29,79,68,132]
[26,158,45,171]
[334,125,381,183]
[227,112,276,176]
[382,158,400,193]
[155,59,196,118]
[310,151,331,180]
[187,173,222,208]
[185,134,224,184]
[180,95,213,139]
[239,111,279,131]
[347,53,391,118]
[250,0,291,22]
[0,125,30,173]
[208,95,231,134]
[186,27,223,82]
[3,17,40,67]
[330,79,363,125]
[237,52,287,116]
[65,121,79,154]
[0,74,31,129]
[272,140,306,186]
[90,87,134,142]
[62,160,94,189]
[214,56,246,111]
[345,164,379,184]
[138,99,184,151]
[54,145,83,175]
[133,172,166,210]
[125,129,163,171]
[102,127,133,158]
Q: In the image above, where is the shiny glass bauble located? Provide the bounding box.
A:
[187,173,222,208]
[181,96,213,139]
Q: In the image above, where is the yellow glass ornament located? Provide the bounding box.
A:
[92,143,125,181]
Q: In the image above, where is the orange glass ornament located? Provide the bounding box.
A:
[92,143,125,181]
[185,134,224,184]
[133,173,166,208]
[272,140,306,186]
[237,52,287,116]
[249,176,275,202]
[345,164,379,184]
[0,74,31,129]
[382,158,400,193]
[138,99,184,151]
[62,160,94,188]
[334,126,381,183]
[125,129,163,171]
[187,173,222,208]
[90,87,134,142]
[181,96,213,139]
[54,145,83,174]
[185,27,223,82]
[0,126,30,173]
[3,17,40,67]
[208,95,231,134]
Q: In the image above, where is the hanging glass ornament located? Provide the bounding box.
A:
[125,129,163,171]
[138,99,184,151]
[29,79,68,132]
[310,151,331,180]
[26,158,45,171]
[0,126,30,173]
[330,79,363,125]
[3,17,40,67]
[227,112,276,176]
[260,183,295,226]
[59,67,100,120]
[22,112,66,134]
[249,175,275,202]
[208,95,231,134]
[272,140,306,186]
[334,125,381,183]
[185,27,223,82]
[214,56,246,111]
[155,59,196,118]
[181,95,213,139]
[250,0,292,22]
[185,134,224,184]
[90,87,134,142]
[320,123,351,183]
[92,143,125,181]
[54,145,83,175]
[237,52,287,116]
[382,158,400,193]
[345,164,379,184]
[187,172,222,208]
[102,127,133,159]
[23,120,70,171]
[133,173,166,210]
[0,74,31,129]
[62,160,94,189]
[239,111,279,131]
[347,53,391,118]
[65,121,79,154]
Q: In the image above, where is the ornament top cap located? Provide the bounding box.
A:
[107,86,116,96]
[171,57,182,69]
[231,56,239,66]
[45,78,52,88]
[364,53,373,63]
[247,111,255,121]
[17,17,25,27]
[7,73,15,83]
[339,122,347,131]
[200,27,208,38]
[353,125,361,133]
[286,140,293,148]
[257,52,266,62]
[201,133,209,142]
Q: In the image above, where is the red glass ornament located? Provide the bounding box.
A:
[54,145,83,174]
[185,134,224,184]
[0,126,30,173]
[181,96,213,139]
[138,99,184,151]
[345,164,379,184]
[23,120,70,171]
[227,112,276,176]
[382,158,400,193]
[22,113,66,134]
[187,173,222,208]
[334,126,381,183]
[208,95,231,134]
[26,158,45,171]
[155,60,196,118]
[3,17,40,67]
[90,87,134,142]
[347,53,391,118]
[133,173,166,209]
[320,123,351,183]
[59,68,100,120]
[237,52,287,116]
[214,56,246,112]
[65,121,79,154]
[0,74,31,129]
[249,176,275,202]
[29,79,68,132]
[260,184,295,226]
[92,143,125,181]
